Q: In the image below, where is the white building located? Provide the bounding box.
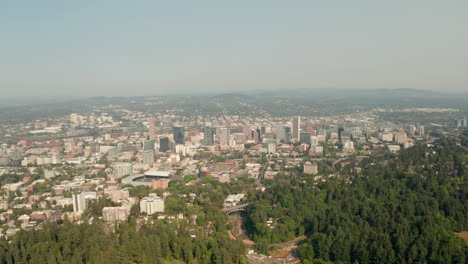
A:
[418,126,425,136]
[343,140,355,152]
[52,154,61,164]
[224,194,245,207]
[303,161,318,175]
[2,182,23,192]
[72,192,97,212]
[310,136,319,147]
[102,207,129,222]
[267,142,276,154]
[220,128,230,146]
[99,146,115,154]
[112,163,133,177]
[388,145,401,153]
[140,193,164,215]
[380,133,393,142]
[70,113,80,126]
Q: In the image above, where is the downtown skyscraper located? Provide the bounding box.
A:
[148,118,156,140]
[203,125,215,146]
[292,116,301,140]
[173,126,185,144]
[220,128,230,146]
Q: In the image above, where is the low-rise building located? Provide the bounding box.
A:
[388,145,401,153]
[102,207,129,222]
[303,161,318,175]
[152,179,169,190]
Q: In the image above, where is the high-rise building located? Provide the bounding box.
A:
[292,116,301,140]
[220,128,230,145]
[243,124,251,140]
[203,126,215,146]
[148,118,156,140]
[256,128,262,142]
[275,126,286,141]
[285,127,292,143]
[72,192,97,212]
[338,127,344,142]
[170,142,176,151]
[408,124,416,136]
[159,137,170,152]
[418,125,425,136]
[1,144,7,155]
[300,132,311,144]
[305,121,313,133]
[173,126,185,144]
[143,140,155,151]
[140,193,164,215]
[142,150,154,165]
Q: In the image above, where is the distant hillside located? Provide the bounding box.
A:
[242,88,468,112]
[0,88,466,122]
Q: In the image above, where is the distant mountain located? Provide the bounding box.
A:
[250,88,464,98]
[240,88,468,109]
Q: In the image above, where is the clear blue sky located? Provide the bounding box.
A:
[1,0,467,97]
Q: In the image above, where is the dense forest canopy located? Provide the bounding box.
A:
[246,133,468,263]
[0,220,245,264]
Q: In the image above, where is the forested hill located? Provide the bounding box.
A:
[0,179,248,264]
[246,131,468,263]
[0,220,245,264]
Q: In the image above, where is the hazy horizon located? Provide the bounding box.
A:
[1,87,467,106]
[1,1,467,97]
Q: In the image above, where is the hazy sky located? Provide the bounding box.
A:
[1,1,467,97]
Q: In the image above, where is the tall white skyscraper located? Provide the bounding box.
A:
[418,125,425,136]
[292,116,301,140]
[220,128,230,146]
